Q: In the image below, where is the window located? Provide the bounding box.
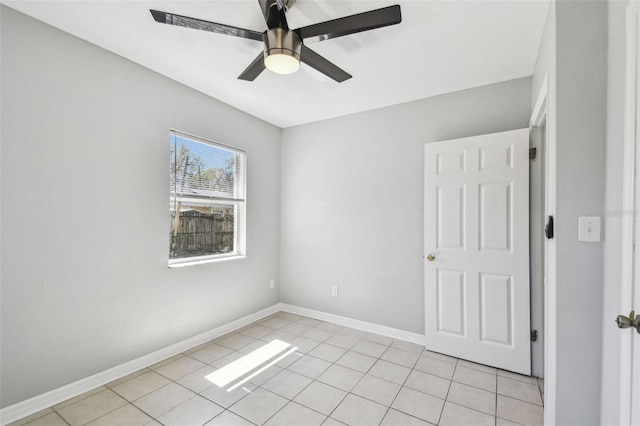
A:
[169,130,246,266]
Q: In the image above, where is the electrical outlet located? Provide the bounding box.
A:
[270,279,275,289]
[331,285,338,297]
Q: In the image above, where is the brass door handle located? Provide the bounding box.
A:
[426,253,436,262]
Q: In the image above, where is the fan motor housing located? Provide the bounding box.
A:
[263,28,302,63]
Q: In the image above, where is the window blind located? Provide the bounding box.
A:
[170,131,245,202]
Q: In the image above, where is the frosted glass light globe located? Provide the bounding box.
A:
[265,53,300,74]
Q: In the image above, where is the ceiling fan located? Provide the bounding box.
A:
[150,0,401,83]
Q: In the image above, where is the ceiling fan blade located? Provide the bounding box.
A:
[257,0,289,30]
[238,52,267,81]
[150,9,264,42]
[300,45,351,83]
[296,5,401,43]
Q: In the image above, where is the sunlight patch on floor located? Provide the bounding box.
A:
[204,339,297,391]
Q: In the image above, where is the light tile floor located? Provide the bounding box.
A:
[10,312,544,426]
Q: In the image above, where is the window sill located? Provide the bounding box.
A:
[168,254,246,268]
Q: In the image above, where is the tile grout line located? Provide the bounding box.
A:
[438,357,459,425]
[201,318,491,425]
[494,361,498,426]
[336,340,397,425]
[494,363,499,426]
[254,360,326,425]
[49,408,72,426]
[223,316,348,425]
[378,345,427,426]
[52,388,125,426]
[449,370,543,407]
[436,359,460,426]
[17,312,542,426]
[206,315,532,424]
[288,329,388,423]
[250,320,423,425]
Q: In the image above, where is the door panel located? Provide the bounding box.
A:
[436,151,465,175]
[425,129,530,374]
[479,144,513,171]
[479,182,511,251]
[437,269,465,335]
[437,186,465,249]
[479,273,512,346]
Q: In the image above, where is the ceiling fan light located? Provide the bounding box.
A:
[265,53,300,74]
[264,28,302,75]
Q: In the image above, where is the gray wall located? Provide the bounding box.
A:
[531,1,607,424]
[601,0,629,424]
[531,2,555,115]
[555,2,606,424]
[280,78,531,334]
[0,7,281,408]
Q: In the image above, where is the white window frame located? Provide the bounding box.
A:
[168,130,246,267]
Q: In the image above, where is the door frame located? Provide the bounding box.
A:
[620,1,640,423]
[529,98,546,379]
[530,74,556,425]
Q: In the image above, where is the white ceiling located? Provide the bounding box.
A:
[4,0,549,128]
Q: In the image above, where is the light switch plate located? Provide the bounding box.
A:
[578,216,601,242]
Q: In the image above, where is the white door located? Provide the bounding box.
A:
[626,165,640,426]
[633,5,640,422]
[620,2,640,423]
[424,129,530,375]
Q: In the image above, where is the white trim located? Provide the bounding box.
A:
[530,74,557,426]
[277,303,426,346]
[169,130,247,265]
[530,75,548,128]
[170,129,246,155]
[620,2,640,424]
[0,305,280,425]
[168,254,247,268]
[529,81,547,380]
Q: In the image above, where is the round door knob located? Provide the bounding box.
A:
[426,253,436,262]
[616,315,633,329]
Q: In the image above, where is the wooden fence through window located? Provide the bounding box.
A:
[170,208,234,258]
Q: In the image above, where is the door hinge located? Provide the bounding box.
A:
[530,329,538,342]
[529,147,537,161]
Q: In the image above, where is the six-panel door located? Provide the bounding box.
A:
[424,129,530,375]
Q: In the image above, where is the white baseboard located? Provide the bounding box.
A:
[0,304,281,425]
[1,303,425,425]
[276,303,426,346]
